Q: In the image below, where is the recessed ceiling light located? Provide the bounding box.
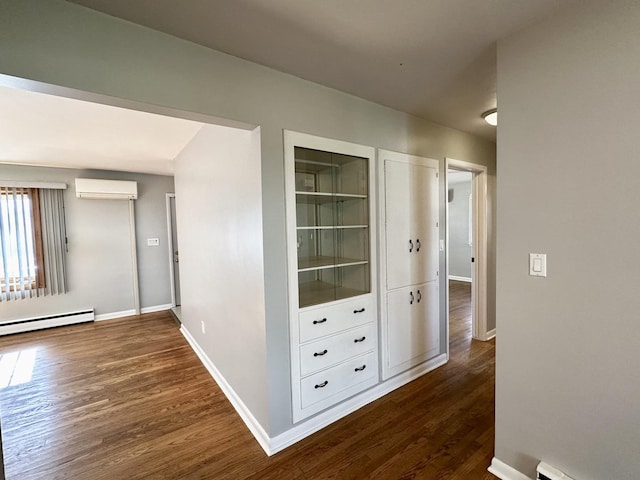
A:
[482,109,497,126]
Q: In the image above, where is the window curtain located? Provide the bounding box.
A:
[0,187,67,301]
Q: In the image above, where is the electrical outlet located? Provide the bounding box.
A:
[201,321,206,334]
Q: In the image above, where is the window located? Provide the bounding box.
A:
[0,185,67,301]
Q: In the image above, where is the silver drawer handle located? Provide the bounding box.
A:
[314,381,328,389]
[313,318,327,325]
[354,365,366,372]
[353,308,365,314]
[354,336,366,343]
[313,349,328,357]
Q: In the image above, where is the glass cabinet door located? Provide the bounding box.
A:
[294,146,370,307]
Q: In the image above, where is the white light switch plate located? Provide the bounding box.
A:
[529,253,547,277]
[147,238,160,246]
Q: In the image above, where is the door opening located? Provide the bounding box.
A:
[166,193,181,319]
[445,158,491,343]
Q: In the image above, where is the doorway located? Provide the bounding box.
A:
[166,193,181,319]
[446,158,490,342]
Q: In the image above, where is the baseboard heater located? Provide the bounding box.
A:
[537,462,575,480]
[0,309,95,336]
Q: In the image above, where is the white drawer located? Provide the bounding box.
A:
[300,352,376,409]
[299,296,374,343]
[299,324,374,376]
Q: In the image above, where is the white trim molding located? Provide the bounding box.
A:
[445,158,490,342]
[95,304,172,321]
[449,275,472,283]
[141,303,173,314]
[485,328,496,340]
[488,458,532,480]
[180,325,272,454]
[270,353,447,454]
[179,322,448,456]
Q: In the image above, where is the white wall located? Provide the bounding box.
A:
[448,177,472,279]
[0,165,175,321]
[0,0,496,435]
[496,1,640,479]
[173,124,268,429]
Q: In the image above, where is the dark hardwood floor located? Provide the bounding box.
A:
[0,281,496,479]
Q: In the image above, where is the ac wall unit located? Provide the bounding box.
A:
[75,178,138,200]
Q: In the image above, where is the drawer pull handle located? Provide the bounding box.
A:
[416,238,421,252]
[417,289,422,303]
[354,336,366,343]
[354,365,367,372]
[409,239,413,252]
[410,291,414,305]
[313,349,328,357]
[314,381,328,389]
[313,318,327,325]
[353,308,365,314]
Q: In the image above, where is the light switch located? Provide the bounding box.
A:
[147,238,160,247]
[529,253,547,277]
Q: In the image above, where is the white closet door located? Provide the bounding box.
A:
[385,160,438,289]
[386,282,440,373]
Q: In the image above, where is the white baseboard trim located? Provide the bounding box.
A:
[180,325,272,455]
[485,328,496,340]
[269,352,448,455]
[488,458,532,480]
[95,309,136,321]
[179,322,449,456]
[141,303,172,314]
[95,304,172,321]
[449,275,472,282]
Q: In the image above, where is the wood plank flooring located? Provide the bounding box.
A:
[0,281,496,479]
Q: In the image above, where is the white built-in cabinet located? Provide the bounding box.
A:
[284,131,378,422]
[378,150,440,380]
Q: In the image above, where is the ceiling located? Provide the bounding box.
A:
[70,0,572,142]
[0,86,203,175]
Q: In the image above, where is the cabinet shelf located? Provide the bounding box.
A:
[299,280,369,308]
[298,256,368,272]
[296,192,367,204]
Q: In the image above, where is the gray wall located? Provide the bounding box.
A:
[173,124,269,429]
[0,164,175,320]
[0,0,497,435]
[448,178,472,279]
[496,1,640,479]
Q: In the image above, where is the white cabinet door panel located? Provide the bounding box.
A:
[385,160,438,289]
[386,282,439,373]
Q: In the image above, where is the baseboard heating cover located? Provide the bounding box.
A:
[537,462,575,480]
[0,309,95,336]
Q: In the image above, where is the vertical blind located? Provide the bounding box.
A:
[0,187,67,301]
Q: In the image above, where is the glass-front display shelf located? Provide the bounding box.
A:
[295,146,370,307]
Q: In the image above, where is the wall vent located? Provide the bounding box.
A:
[0,309,95,336]
[537,462,575,480]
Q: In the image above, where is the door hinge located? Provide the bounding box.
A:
[436,221,439,228]
[436,172,439,178]
[437,271,439,276]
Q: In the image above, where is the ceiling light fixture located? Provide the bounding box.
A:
[482,109,497,126]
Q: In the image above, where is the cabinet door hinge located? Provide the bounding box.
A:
[436,221,439,228]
